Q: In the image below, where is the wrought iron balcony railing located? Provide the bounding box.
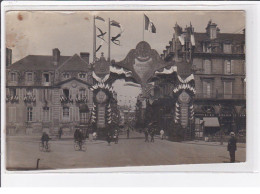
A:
[23,95,36,103]
[75,94,88,103]
[60,95,73,103]
[6,95,19,103]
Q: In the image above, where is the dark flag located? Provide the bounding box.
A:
[110,20,121,28]
[144,14,156,33]
[95,16,105,22]
[96,27,107,42]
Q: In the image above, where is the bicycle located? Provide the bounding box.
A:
[74,140,86,151]
[39,141,51,152]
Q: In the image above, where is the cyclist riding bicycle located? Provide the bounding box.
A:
[41,132,50,148]
[74,129,84,149]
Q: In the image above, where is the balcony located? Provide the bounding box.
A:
[75,94,88,104]
[6,95,19,103]
[194,93,246,100]
[24,95,36,103]
[60,95,73,104]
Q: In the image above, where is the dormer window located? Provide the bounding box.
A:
[63,73,70,79]
[27,72,33,82]
[43,73,50,82]
[79,73,86,79]
[11,72,17,81]
[223,43,232,54]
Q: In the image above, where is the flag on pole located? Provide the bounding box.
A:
[110,20,121,28]
[144,14,156,33]
[95,16,105,22]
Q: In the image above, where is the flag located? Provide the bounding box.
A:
[110,20,121,28]
[95,16,105,22]
[144,14,156,33]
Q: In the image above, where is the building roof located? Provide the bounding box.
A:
[7,53,91,72]
[7,55,70,71]
[57,54,90,72]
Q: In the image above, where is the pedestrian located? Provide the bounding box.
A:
[93,131,97,140]
[144,128,149,142]
[114,129,119,144]
[126,127,130,139]
[107,132,112,146]
[150,128,155,143]
[227,132,237,163]
[160,129,165,140]
[58,128,63,139]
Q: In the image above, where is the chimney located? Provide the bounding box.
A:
[206,20,217,39]
[52,48,60,66]
[6,48,12,66]
[80,52,90,64]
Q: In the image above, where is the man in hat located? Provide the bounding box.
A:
[227,132,237,163]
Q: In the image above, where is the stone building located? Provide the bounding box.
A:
[160,20,246,137]
[6,48,94,135]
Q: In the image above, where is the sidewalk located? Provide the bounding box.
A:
[182,140,246,148]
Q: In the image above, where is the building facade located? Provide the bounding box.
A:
[6,48,94,135]
[159,20,246,138]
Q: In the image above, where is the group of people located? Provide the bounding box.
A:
[107,129,119,145]
[144,127,155,143]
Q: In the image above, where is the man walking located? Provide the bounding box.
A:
[144,128,149,142]
[126,127,130,139]
[150,128,155,143]
[58,128,63,139]
[227,132,237,163]
[160,129,165,140]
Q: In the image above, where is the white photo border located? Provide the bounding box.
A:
[1,1,260,187]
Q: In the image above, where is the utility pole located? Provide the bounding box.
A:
[108,18,111,61]
[93,16,96,63]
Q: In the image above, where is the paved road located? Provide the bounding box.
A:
[5,131,246,170]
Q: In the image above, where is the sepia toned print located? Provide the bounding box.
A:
[5,11,246,170]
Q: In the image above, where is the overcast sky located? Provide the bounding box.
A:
[5,11,245,107]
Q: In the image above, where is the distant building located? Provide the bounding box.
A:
[6,48,94,135]
[158,20,246,137]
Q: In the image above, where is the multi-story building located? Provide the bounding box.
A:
[157,20,246,137]
[6,48,94,135]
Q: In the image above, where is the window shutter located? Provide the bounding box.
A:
[70,107,73,121]
[231,60,234,74]
[224,60,227,74]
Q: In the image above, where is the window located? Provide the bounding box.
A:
[223,44,232,53]
[43,107,50,122]
[63,89,70,98]
[8,107,16,122]
[203,81,212,98]
[63,73,70,79]
[224,81,232,99]
[43,73,50,82]
[204,60,212,74]
[11,73,17,81]
[9,88,16,97]
[80,112,88,123]
[27,72,33,82]
[79,88,86,98]
[79,73,86,79]
[27,107,33,122]
[224,60,233,74]
[63,107,69,118]
[210,28,216,39]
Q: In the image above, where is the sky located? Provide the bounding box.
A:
[5,11,245,107]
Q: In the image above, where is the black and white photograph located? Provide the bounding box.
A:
[4,10,246,170]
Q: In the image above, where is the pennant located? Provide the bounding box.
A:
[95,16,105,22]
[96,27,107,43]
[110,20,121,28]
[144,14,156,33]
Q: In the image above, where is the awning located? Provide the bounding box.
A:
[203,117,220,127]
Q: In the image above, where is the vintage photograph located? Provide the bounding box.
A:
[5,10,246,170]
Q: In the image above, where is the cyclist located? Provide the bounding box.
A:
[74,129,84,150]
[41,132,50,149]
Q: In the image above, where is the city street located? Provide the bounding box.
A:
[6,131,246,170]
